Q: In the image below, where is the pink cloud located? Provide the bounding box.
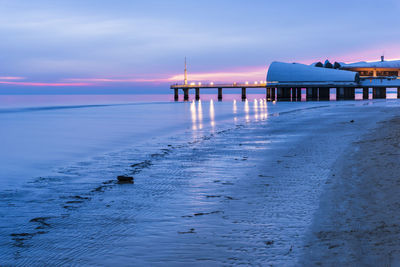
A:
[0,81,92,87]
[64,77,170,83]
[63,67,268,85]
[0,76,26,80]
[302,45,400,65]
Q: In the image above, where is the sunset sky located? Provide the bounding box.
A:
[1,0,400,94]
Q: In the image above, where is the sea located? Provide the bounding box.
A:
[0,94,397,265]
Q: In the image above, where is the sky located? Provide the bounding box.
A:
[1,0,400,94]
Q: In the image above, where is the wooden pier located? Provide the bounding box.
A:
[170,83,268,101]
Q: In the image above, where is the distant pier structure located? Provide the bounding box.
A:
[171,57,400,101]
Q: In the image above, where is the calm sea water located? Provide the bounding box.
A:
[0,94,299,189]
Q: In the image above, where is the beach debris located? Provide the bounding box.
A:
[193,211,222,216]
[206,195,222,198]
[10,230,48,247]
[178,228,195,234]
[91,180,116,192]
[65,200,83,204]
[131,160,152,174]
[29,217,52,229]
[264,240,274,246]
[11,232,34,238]
[72,195,90,200]
[181,211,223,217]
[131,160,152,168]
[284,245,293,255]
[63,205,78,210]
[350,120,354,123]
[259,174,274,178]
[117,175,134,184]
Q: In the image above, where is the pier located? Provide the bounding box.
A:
[171,83,267,101]
[172,59,400,102]
[171,59,400,102]
[170,83,398,102]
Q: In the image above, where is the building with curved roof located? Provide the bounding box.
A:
[266,61,359,87]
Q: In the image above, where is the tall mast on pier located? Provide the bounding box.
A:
[184,57,188,85]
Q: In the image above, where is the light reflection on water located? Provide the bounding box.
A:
[190,100,197,130]
[254,99,259,121]
[244,99,250,122]
[198,100,203,129]
[209,99,215,128]
[190,98,272,132]
[259,99,265,120]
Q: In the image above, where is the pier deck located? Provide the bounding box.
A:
[170,83,267,101]
[171,82,400,102]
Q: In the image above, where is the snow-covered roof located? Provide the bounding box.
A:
[267,61,359,83]
[341,60,400,69]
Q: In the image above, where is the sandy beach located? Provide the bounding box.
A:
[300,115,400,266]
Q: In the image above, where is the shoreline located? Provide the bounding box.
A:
[300,115,400,265]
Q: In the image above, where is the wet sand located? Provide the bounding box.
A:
[300,116,400,266]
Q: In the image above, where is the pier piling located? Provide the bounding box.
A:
[183,88,189,101]
[242,88,247,101]
[363,88,368,99]
[174,88,179,101]
[218,88,223,101]
[195,88,200,100]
